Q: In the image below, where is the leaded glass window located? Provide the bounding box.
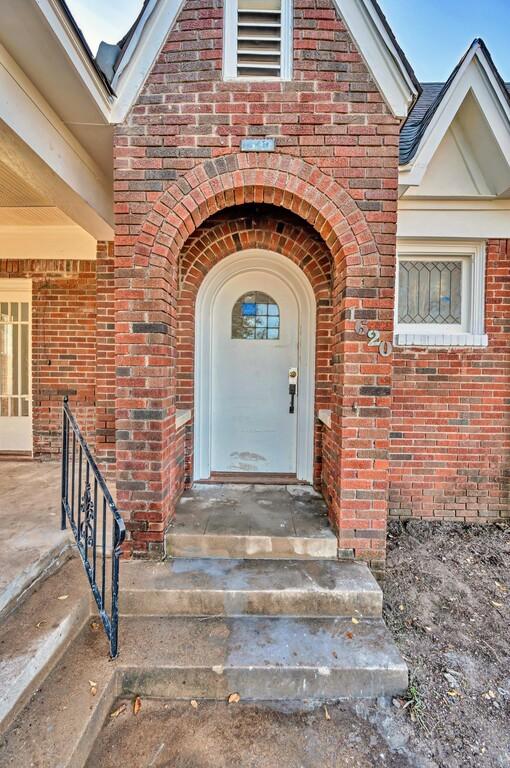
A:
[232,291,280,340]
[398,260,462,325]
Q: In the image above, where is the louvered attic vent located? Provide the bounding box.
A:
[237,0,282,77]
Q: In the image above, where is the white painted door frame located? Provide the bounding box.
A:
[194,249,316,482]
[0,279,33,453]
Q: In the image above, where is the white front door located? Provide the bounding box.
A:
[0,280,32,453]
[211,270,298,474]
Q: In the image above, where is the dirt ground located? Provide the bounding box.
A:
[87,520,510,768]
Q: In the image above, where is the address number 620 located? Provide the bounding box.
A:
[355,320,393,357]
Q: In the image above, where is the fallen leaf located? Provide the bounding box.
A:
[447,690,460,697]
[490,601,503,608]
[133,696,142,715]
[89,680,97,696]
[228,693,240,704]
[110,704,126,719]
[345,631,353,640]
[90,621,100,632]
[351,617,359,625]
[36,621,47,628]
[324,705,331,721]
[190,700,198,709]
[57,595,69,601]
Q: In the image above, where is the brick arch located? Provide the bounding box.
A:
[118,153,390,564]
[134,153,378,271]
[179,207,333,297]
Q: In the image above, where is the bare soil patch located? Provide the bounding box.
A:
[87,520,510,768]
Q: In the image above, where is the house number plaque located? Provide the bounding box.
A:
[355,320,393,357]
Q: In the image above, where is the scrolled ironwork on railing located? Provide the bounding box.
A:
[61,397,125,658]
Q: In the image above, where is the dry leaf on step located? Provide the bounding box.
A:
[36,621,46,628]
[110,704,126,719]
[190,700,198,709]
[90,621,100,632]
[228,693,240,704]
[351,617,359,625]
[89,680,97,696]
[57,595,69,601]
[345,631,353,640]
[324,705,331,721]
[133,696,142,715]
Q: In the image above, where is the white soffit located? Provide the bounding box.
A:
[110,0,417,124]
[0,44,114,240]
[0,223,97,260]
[399,43,510,195]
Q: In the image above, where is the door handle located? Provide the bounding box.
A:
[289,368,298,414]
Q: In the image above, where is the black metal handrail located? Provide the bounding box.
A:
[61,397,125,658]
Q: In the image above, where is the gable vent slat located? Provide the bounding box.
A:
[237,1,282,77]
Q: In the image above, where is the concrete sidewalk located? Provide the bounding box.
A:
[0,461,72,617]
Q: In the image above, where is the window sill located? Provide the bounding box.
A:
[394,333,488,348]
[176,409,192,430]
[317,409,332,428]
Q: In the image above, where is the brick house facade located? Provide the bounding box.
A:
[1,1,509,574]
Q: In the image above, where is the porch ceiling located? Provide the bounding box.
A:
[0,158,97,260]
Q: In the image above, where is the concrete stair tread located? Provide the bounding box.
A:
[120,558,383,617]
[0,557,89,732]
[119,615,406,674]
[0,615,407,766]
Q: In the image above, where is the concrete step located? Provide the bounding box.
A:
[120,615,408,702]
[120,558,383,618]
[0,557,90,733]
[0,615,408,767]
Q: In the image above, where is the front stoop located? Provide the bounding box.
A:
[0,555,408,768]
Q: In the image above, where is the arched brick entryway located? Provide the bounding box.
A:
[177,205,334,489]
[116,154,392,574]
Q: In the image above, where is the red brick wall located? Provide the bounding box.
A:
[115,0,400,567]
[0,245,116,463]
[0,259,97,456]
[389,240,510,522]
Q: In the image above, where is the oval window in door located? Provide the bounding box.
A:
[231,291,280,340]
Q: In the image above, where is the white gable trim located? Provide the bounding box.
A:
[110,0,417,124]
[111,0,185,124]
[399,43,510,191]
[334,0,417,119]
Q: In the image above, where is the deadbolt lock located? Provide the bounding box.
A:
[288,368,298,414]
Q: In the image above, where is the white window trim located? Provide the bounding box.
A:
[394,240,488,348]
[223,0,293,81]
